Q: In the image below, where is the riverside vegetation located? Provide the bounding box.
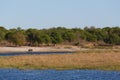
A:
[0,26,120,70]
[0,49,120,70]
[0,26,120,47]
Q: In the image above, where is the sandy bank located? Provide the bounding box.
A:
[0,46,81,52]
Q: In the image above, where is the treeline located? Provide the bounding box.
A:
[0,26,120,47]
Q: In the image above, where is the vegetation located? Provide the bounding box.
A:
[0,26,120,47]
[0,50,120,70]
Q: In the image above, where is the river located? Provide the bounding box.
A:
[0,52,72,56]
[0,69,120,80]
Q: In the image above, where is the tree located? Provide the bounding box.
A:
[26,29,39,45]
[6,32,26,46]
[0,31,6,42]
[50,31,63,44]
[0,26,7,42]
[41,34,51,44]
[62,31,75,42]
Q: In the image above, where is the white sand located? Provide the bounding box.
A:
[0,46,81,52]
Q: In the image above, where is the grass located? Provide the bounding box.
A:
[0,49,120,70]
[76,49,120,54]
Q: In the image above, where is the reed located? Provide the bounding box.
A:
[0,50,120,70]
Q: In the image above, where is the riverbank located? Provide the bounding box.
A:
[0,46,119,53]
[0,49,120,70]
[0,46,81,52]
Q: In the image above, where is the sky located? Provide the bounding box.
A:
[0,0,120,29]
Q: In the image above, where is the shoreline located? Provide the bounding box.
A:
[0,46,80,53]
[0,47,120,70]
[0,46,120,53]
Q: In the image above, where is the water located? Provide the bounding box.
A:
[0,69,120,80]
[0,52,120,80]
[0,52,72,56]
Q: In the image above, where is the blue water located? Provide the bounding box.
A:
[0,69,120,80]
[0,52,72,56]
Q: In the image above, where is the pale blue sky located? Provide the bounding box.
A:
[0,0,120,29]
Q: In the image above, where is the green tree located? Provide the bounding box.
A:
[6,32,26,46]
[62,31,75,42]
[26,29,39,45]
[50,32,63,44]
[41,34,51,44]
[0,26,7,42]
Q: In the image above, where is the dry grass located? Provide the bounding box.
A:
[0,50,120,70]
